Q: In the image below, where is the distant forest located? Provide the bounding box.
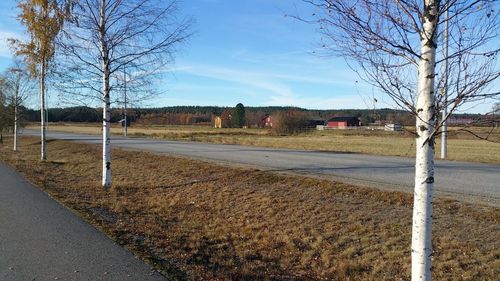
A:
[21,105,486,127]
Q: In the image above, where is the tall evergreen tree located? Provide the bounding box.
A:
[232,103,246,128]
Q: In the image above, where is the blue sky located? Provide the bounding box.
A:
[156,0,379,110]
[0,0,497,113]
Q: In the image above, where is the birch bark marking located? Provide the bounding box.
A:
[100,0,112,188]
[412,1,439,280]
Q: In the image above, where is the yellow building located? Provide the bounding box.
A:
[214,116,222,128]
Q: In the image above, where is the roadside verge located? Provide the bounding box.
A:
[1,136,498,280]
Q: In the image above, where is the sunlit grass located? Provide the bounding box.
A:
[28,123,500,164]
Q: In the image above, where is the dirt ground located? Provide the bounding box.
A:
[1,136,499,280]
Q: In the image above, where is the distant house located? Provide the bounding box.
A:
[384,123,403,131]
[326,117,360,128]
[220,110,232,128]
[261,115,273,128]
[214,116,222,128]
[306,119,326,129]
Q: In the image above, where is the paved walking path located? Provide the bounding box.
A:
[0,163,167,281]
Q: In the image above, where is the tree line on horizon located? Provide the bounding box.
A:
[19,105,495,127]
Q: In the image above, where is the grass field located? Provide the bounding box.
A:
[1,136,498,280]
[28,123,500,164]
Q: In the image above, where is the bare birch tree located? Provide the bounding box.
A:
[0,78,9,144]
[57,0,192,188]
[300,1,499,280]
[1,62,36,151]
[9,0,73,160]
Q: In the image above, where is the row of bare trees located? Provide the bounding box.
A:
[9,0,192,188]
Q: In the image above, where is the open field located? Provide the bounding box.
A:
[1,136,499,280]
[28,123,500,164]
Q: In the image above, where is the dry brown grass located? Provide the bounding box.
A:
[29,123,500,164]
[1,137,499,280]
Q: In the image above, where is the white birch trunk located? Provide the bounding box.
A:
[412,1,439,280]
[102,87,111,188]
[40,62,46,160]
[100,0,112,188]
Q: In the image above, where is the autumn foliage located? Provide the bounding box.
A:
[271,110,308,135]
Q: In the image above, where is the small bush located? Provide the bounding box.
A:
[271,110,309,135]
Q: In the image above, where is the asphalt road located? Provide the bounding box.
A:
[23,129,500,206]
[0,163,167,281]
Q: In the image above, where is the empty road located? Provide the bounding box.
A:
[23,129,500,206]
[0,163,167,281]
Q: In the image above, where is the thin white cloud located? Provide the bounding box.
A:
[170,83,260,98]
[179,63,296,98]
[171,62,373,109]
[266,95,368,109]
[165,65,193,72]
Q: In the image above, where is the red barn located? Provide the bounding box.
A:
[261,115,273,128]
[327,117,360,128]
